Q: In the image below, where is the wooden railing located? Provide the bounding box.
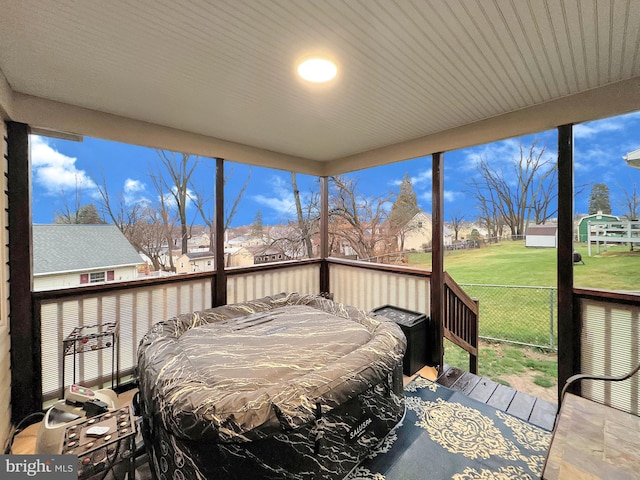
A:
[328,258,430,313]
[443,271,479,374]
[33,258,482,405]
[35,274,215,402]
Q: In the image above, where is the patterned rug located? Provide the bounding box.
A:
[346,376,552,480]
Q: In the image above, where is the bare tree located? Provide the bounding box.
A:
[448,211,465,241]
[153,150,199,255]
[291,172,315,258]
[96,175,171,270]
[619,183,639,220]
[53,175,104,224]
[468,140,556,238]
[469,178,503,241]
[329,175,392,260]
[190,167,251,252]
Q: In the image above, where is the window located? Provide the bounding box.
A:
[90,272,105,283]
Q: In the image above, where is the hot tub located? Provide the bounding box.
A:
[137,292,406,480]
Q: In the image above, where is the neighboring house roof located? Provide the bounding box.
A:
[246,245,285,256]
[226,235,264,245]
[33,224,142,275]
[179,251,215,260]
[526,225,558,236]
[578,212,620,223]
[624,148,640,169]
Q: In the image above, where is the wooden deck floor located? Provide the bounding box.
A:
[436,364,558,431]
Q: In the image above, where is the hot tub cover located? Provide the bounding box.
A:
[138,292,406,442]
[137,293,406,479]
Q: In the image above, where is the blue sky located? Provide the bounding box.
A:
[30,110,640,227]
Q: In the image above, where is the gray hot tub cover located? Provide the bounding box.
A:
[137,292,406,444]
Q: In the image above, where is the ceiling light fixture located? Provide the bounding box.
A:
[297,57,338,83]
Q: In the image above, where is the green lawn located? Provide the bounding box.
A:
[407,239,640,394]
[408,240,640,290]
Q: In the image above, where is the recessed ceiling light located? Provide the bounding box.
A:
[297,58,338,83]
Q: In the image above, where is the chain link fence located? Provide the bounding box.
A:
[459,283,558,351]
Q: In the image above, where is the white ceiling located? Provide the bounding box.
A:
[1,0,640,175]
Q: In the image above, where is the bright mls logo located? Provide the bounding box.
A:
[1,455,76,479]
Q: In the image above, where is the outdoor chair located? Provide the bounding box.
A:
[542,362,640,479]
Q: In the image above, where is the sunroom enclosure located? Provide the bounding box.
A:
[5,120,640,439]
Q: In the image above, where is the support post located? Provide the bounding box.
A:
[214,157,227,306]
[7,121,41,421]
[319,176,330,296]
[557,124,578,403]
[430,152,444,370]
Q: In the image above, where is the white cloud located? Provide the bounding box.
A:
[461,137,556,184]
[123,178,150,205]
[30,136,96,195]
[124,178,145,193]
[161,186,195,210]
[444,190,464,202]
[418,189,463,204]
[252,175,296,218]
[410,169,432,187]
[574,118,625,139]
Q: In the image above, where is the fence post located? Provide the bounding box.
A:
[549,288,555,350]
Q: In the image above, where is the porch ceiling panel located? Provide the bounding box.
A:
[0,0,639,174]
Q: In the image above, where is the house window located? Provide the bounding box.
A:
[418,221,423,228]
[206,260,212,266]
[107,270,114,281]
[90,272,105,283]
[80,274,88,284]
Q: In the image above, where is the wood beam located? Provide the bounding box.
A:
[557,124,578,403]
[430,152,444,369]
[319,176,330,296]
[214,157,227,306]
[7,121,41,421]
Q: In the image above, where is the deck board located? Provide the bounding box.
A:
[529,398,558,431]
[437,365,557,431]
[506,391,537,421]
[467,377,499,403]
[486,383,516,411]
[437,366,466,388]
[452,372,482,394]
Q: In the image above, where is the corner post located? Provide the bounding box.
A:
[319,176,330,296]
[430,152,445,370]
[557,124,578,403]
[7,121,41,421]
[214,157,227,306]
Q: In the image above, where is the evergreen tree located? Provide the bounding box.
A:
[588,183,612,214]
[388,173,420,251]
[251,210,264,237]
[54,203,105,224]
[388,173,419,231]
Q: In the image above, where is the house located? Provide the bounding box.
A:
[225,246,255,267]
[525,224,558,248]
[1,1,640,469]
[624,148,640,169]
[577,212,620,242]
[225,235,265,249]
[175,251,215,273]
[32,224,143,291]
[246,245,288,264]
[400,212,453,251]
